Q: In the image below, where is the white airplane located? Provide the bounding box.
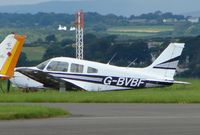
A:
[11,43,189,91]
[0,34,26,80]
[0,34,26,92]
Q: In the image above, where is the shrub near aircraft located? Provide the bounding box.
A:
[11,43,189,91]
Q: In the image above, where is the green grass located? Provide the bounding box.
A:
[0,79,199,103]
[22,46,46,61]
[0,105,69,120]
[108,32,156,37]
[107,25,174,37]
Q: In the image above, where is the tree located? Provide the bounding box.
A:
[43,44,75,60]
[60,39,74,47]
[17,52,28,66]
[45,34,57,43]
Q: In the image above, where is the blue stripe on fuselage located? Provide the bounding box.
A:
[45,72,172,88]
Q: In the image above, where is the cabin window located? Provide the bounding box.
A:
[70,63,84,73]
[47,61,69,72]
[87,67,98,73]
[36,60,50,70]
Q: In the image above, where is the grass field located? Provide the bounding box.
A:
[107,25,174,37]
[22,46,46,61]
[0,79,199,103]
[0,28,74,42]
[0,105,68,120]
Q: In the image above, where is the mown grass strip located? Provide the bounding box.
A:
[0,79,198,103]
[107,25,174,37]
[0,105,69,120]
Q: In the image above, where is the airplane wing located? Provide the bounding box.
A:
[16,68,81,90]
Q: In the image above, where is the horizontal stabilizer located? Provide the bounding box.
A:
[145,79,190,85]
[0,74,8,78]
[173,81,191,85]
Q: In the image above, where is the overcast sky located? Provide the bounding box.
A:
[0,0,199,15]
[0,0,85,5]
[0,0,45,5]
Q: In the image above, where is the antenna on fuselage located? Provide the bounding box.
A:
[127,58,137,67]
[107,53,117,65]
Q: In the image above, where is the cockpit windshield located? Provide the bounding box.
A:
[36,60,50,70]
[47,61,69,72]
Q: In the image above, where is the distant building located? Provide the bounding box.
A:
[163,18,178,23]
[58,25,67,31]
[70,27,76,31]
[148,41,163,48]
[187,17,199,23]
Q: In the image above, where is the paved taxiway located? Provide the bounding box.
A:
[0,103,200,135]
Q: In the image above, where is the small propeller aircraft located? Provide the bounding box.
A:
[0,34,26,92]
[11,42,189,91]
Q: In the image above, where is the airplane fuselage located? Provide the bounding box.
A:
[14,57,173,91]
[12,43,188,91]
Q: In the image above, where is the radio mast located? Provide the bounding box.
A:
[75,10,84,59]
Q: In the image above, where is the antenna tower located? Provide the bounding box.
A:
[75,10,84,59]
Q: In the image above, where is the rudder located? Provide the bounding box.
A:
[144,43,185,79]
[0,34,26,79]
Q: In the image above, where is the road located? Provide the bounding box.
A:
[0,103,200,135]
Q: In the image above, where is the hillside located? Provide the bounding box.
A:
[1,0,199,17]
[0,0,200,17]
[0,1,133,15]
[0,12,198,77]
[0,11,199,43]
[0,1,90,14]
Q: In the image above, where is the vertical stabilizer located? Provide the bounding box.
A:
[0,34,26,79]
[145,43,185,79]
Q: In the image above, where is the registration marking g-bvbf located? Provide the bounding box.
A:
[103,76,145,87]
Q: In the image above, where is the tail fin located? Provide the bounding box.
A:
[145,43,185,79]
[0,34,26,79]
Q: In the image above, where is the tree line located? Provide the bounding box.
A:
[0,11,188,28]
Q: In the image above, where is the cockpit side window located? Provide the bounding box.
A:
[70,63,84,73]
[87,67,98,73]
[47,61,69,72]
[36,60,50,70]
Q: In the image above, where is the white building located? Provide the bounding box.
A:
[187,17,199,23]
